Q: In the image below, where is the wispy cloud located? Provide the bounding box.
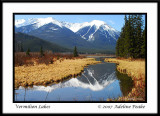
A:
[107,20,115,25]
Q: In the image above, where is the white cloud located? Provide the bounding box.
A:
[107,20,115,25]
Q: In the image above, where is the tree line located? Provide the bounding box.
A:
[15,44,79,57]
[116,15,146,58]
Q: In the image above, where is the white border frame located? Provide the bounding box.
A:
[2,2,158,114]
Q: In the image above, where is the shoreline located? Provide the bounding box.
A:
[105,58,145,101]
[15,58,101,89]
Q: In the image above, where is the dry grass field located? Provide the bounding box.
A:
[15,57,101,88]
[105,58,145,101]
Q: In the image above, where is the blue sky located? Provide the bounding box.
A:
[15,14,145,32]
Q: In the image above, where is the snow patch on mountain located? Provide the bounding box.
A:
[61,22,83,32]
[90,20,105,28]
[15,17,63,29]
[88,34,94,41]
[49,27,59,30]
[64,20,108,33]
[15,19,26,27]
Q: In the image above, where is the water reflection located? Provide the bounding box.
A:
[20,67,116,92]
[115,69,134,96]
[15,62,133,101]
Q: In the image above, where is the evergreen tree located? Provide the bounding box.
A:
[16,42,21,52]
[40,46,44,57]
[17,43,20,52]
[116,23,125,57]
[118,33,125,57]
[73,46,78,57]
[134,15,143,58]
[20,43,24,52]
[124,15,132,58]
[116,38,120,57]
[141,28,146,58]
[26,48,30,56]
[128,15,136,58]
[115,15,145,59]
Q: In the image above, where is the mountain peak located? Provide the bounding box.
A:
[15,17,63,29]
[90,20,106,26]
[15,19,26,27]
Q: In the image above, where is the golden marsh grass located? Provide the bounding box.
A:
[105,58,145,101]
[15,58,101,88]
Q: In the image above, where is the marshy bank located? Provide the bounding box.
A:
[14,52,144,101]
[15,57,101,88]
[105,58,145,101]
[15,57,134,101]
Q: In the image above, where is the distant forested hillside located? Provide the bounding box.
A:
[14,32,71,52]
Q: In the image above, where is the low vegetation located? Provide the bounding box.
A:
[14,52,101,88]
[105,58,145,101]
[14,51,82,67]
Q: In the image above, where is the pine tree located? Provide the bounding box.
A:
[119,34,125,57]
[26,48,30,56]
[40,46,44,57]
[134,15,143,58]
[116,18,126,57]
[123,15,131,58]
[20,43,24,52]
[16,42,21,52]
[116,38,120,57]
[73,46,78,57]
[128,15,136,58]
[141,28,146,58]
[115,15,145,59]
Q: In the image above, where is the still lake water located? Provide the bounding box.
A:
[15,58,133,101]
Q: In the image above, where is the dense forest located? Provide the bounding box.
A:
[116,15,146,58]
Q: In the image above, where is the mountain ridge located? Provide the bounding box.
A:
[14,32,71,52]
[15,17,119,33]
[15,17,120,53]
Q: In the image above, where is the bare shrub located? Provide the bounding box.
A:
[15,52,85,66]
[37,54,54,65]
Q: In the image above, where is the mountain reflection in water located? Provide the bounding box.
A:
[23,68,116,92]
[15,62,133,101]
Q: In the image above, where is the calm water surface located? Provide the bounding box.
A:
[15,58,133,101]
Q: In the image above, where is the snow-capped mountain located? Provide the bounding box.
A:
[15,17,63,33]
[15,17,119,35]
[15,17,63,28]
[15,17,120,53]
[27,23,94,51]
[76,20,120,41]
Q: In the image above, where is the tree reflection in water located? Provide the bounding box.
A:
[116,69,134,96]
